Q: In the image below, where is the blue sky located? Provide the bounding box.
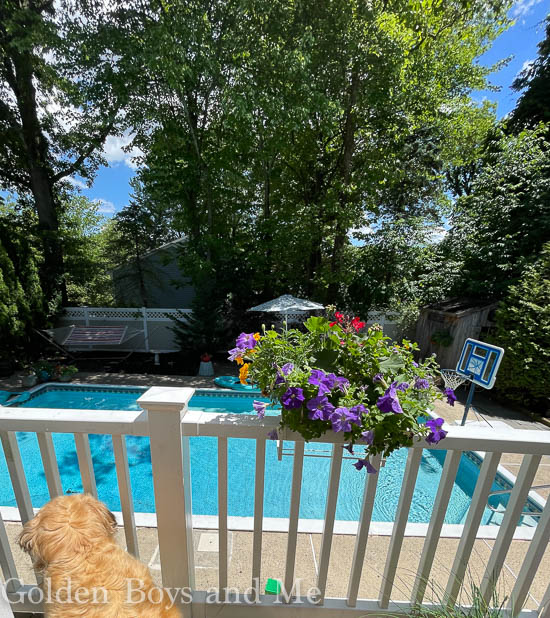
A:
[38,0,550,217]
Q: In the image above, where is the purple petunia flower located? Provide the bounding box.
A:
[376,383,403,414]
[354,458,377,473]
[350,404,368,417]
[425,417,447,444]
[274,362,294,386]
[444,388,457,406]
[306,395,333,421]
[318,372,337,395]
[412,361,419,368]
[414,377,430,390]
[281,387,305,409]
[396,382,409,392]
[235,332,257,350]
[253,400,268,419]
[361,430,374,445]
[329,406,361,433]
[308,368,325,386]
[344,443,354,454]
[333,375,350,392]
[309,369,349,396]
[228,347,246,361]
[373,373,384,383]
[267,429,278,440]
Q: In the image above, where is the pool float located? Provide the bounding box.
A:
[214,376,261,393]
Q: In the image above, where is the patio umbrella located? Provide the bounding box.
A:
[248,294,324,326]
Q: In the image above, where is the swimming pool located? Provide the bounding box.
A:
[0,384,541,526]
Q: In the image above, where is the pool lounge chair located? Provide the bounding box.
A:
[35,325,144,362]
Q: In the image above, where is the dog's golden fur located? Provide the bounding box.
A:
[19,494,182,617]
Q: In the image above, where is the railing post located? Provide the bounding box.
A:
[138,387,195,616]
[83,306,89,326]
[142,307,150,353]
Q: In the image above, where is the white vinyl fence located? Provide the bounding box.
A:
[56,307,399,353]
[0,387,549,617]
[57,307,192,353]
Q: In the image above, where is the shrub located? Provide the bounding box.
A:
[0,212,46,358]
[170,286,232,357]
[491,243,550,409]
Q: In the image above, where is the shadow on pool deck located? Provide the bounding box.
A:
[0,371,220,392]
[4,523,550,612]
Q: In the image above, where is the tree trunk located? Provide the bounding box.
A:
[11,38,66,304]
[261,157,274,296]
[328,69,359,300]
[133,235,149,307]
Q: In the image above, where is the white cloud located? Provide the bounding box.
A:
[513,59,535,83]
[349,225,374,238]
[429,227,448,244]
[93,198,116,214]
[66,176,88,190]
[511,0,543,17]
[103,132,143,170]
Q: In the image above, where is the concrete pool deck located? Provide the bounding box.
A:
[4,523,550,612]
[2,372,549,612]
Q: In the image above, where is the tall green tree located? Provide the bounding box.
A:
[509,14,550,131]
[0,200,46,356]
[491,242,550,408]
[0,0,128,304]
[105,180,181,307]
[60,195,114,306]
[445,126,550,300]
[109,0,510,311]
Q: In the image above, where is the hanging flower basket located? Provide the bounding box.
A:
[229,310,454,473]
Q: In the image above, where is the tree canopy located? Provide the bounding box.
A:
[5,0,550,399]
[102,0,509,310]
[509,14,550,132]
[0,0,129,302]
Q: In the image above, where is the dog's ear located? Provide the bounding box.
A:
[82,494,117,537]
[19,514,40,556]
[94,499,117,536]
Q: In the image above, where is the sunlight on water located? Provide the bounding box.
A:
[0,385,539,525]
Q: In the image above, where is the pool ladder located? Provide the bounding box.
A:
[487,485,550,518]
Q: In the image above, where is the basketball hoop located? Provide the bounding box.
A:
[440,369,467,391]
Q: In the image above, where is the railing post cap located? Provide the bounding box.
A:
[138,387,195,413]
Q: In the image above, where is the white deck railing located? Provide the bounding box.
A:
[0,387,549,617]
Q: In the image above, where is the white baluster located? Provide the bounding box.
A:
[412,449,462,605]
[379,447,423,609]
[347,452,382,607]
[317,445,344,603]
[112,435,139,557]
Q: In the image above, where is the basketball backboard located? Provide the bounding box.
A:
[456,338,504,389]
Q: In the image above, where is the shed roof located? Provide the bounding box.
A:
[425,297,496,314]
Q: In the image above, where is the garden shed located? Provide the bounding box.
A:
[415,298,498,369]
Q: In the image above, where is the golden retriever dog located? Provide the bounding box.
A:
[19,493,182,617]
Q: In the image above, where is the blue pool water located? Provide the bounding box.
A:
[0,385,540,525]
